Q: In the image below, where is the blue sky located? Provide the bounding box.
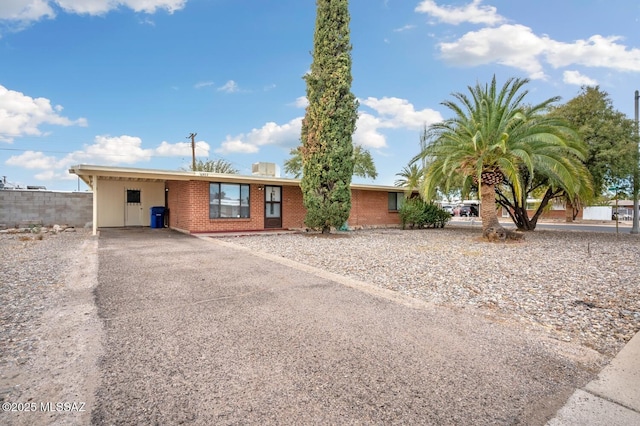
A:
[1,0,639,191]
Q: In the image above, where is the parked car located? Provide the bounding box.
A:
[459,205,478,217]
[442,205,454,216]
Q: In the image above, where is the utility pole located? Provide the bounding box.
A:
[632,91,639,234]
[187,132,197,171]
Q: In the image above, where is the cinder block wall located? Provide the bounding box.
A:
[0,190,93,228]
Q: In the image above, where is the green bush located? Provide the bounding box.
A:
[399,198,451,229]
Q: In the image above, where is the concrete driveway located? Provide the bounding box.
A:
[92,228,600,425]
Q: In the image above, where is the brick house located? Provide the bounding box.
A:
[69,164,408,235]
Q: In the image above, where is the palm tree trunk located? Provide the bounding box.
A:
[480,183,506,239]
[565,198,574,223]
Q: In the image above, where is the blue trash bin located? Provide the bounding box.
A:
[150,206,165,229]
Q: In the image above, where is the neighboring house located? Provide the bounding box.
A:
[498,199,584,221]
[69,164,407,235]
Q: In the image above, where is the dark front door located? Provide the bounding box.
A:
[264,186,282,228]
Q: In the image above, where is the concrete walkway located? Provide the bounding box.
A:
[91,228,633,425]
[547,332,640,425]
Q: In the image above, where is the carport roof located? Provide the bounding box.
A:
[69,164,408,193]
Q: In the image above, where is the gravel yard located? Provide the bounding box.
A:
[218,226,640,357]
[0,229,99,426]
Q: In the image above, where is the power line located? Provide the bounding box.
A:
[0,146,209,160]
[0,147,73,154]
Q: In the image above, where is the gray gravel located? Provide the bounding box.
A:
[1,230,84,378]
[1,229,99,426]
[218,227,640,357]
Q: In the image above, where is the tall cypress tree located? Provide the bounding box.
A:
[300,0,358,234]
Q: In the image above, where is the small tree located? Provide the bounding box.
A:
[550,86,636,197]
[184,159,239,174]
[300,0,358,233]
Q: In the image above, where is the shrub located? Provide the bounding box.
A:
[399,198,451,229]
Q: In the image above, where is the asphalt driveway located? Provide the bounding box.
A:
[92,228,599,425]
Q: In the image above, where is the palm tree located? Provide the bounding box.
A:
[284,145,377,179]
[394,163,422,194]
[184,159,239,174]
[415,76,592,240]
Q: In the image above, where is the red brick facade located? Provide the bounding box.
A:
[166,180,402,233]
[349,189,401,227]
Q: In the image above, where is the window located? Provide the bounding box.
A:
[210,183,250,219]
[126,189,141,204]
[388,192,404,211]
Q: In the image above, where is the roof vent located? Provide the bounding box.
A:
[251,162,278,177]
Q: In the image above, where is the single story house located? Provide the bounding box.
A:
[69,164,409,235]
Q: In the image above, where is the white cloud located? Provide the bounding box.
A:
[216,118,302,154]
[563,70,597,86]
[545,35,640,72]
[5,134,214,181]
[6,135,143,169]
[217,80,240,93]
[216,97,443,154]
[0,0,186,23]
[360,97,443,130]
[438,24,640,79]
[216,139,260,154]
[425,3,640,80]
[353,112,388,149]
[439,24,548,79]
[155,140,209,156]
[0,0,54,21]
[6,150,60,169]
[138,16,155,26]
[55,0,185,16]
[415,0,505,26]
[393,24,416,32]
[34,169,73,181]
[194,81,214,89]
[70,135,153,164]
[353,97,442,149]
[0,84,88,142]
[293,96,308,108]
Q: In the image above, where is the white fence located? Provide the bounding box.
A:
[582,206,611,221]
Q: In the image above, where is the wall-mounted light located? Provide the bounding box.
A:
[257,185,264,191]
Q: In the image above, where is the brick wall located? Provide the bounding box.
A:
[282,185,306,229]
[166,181,191,231]
[349,189,401,228]
[283,187,401,230]
[168,180,268,233]
[166,180,402,233]
[0,190,92,228]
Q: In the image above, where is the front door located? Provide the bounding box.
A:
[125,188,143,226]
[264,186,282,229]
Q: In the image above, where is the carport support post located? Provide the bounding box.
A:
[92,175,98,236]
[631,90,639,234]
